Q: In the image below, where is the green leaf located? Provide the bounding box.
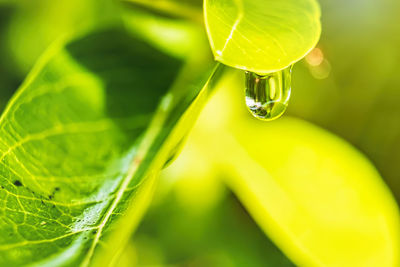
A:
[204,0,321,73]
[189,73,400,266]
[222,118,400,267]
[0,28,218,266]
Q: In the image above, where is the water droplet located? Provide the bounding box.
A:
[245,65,292,121]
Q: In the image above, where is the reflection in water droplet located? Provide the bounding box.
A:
[245,65,292,121]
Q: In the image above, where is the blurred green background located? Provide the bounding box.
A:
[0,0,399,266]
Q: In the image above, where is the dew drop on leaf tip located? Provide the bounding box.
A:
[244,65,292,121]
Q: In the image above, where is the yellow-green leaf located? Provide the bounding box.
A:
[204,0,321,73]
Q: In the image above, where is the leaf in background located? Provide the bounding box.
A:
[184,71,400,267]
[6,0,118,74]
[0,28,218,266]
[204,0,321,73]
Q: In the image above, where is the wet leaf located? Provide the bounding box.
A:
[0,28,217,266]
[204,0,321,73]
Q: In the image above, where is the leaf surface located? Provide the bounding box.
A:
[204,0,321,73]
[0,28,217,266]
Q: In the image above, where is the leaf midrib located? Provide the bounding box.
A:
[80,153,140,266]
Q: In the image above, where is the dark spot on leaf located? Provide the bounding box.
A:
[48,195,53,200]
[13,180,22,186]
[92,230,97,234]
[52,205,56,208]
[55,187,60,191]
